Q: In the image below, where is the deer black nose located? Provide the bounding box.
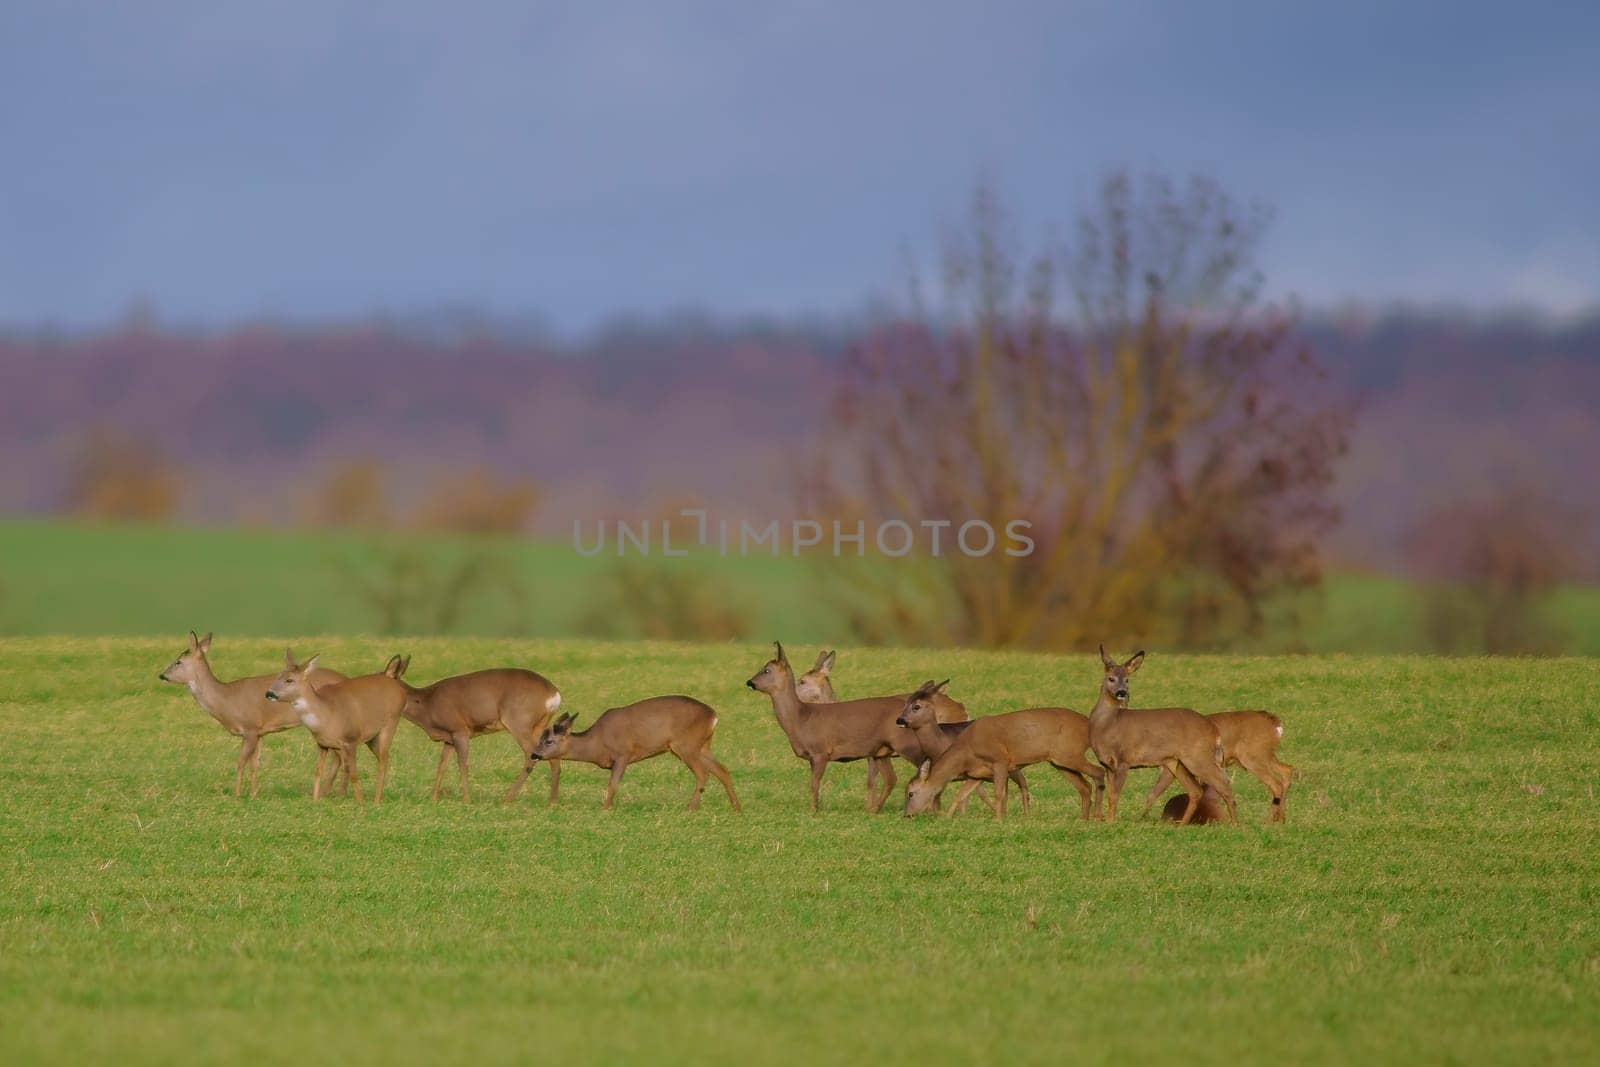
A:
[265,692,279,701]
[895,717,907,727]
[745,679,757,690]
[158,672,168,681]
[1115,689,1128,700]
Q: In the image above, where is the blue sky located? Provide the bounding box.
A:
[2,1,1596,331]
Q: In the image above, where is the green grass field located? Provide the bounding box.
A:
[6,519,1600,653]
[3,637,1598,1064]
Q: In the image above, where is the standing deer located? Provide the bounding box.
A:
[528,701,739,812]
[159,631,346,797]
[894,680,1031,814]
[397,666,563,803]
[266,650,407,803]
[903,704,1104,819]
[1142,710,1294,822]
[793,648,969,806]
[745,641,924,813]
[1088,646,1236,825]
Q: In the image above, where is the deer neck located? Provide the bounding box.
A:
[292,680,334,730]
[910,720,949,756]
[187,657,228,714]
[767,676,806,738]
[561,729,605,765]
[1088,691,1126,730]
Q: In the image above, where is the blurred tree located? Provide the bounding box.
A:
[577,560,752,642]
[414,467,539,534]
[809,173,1351,649]
[64,428,181,521]
[304,459,391,529]
[330,541,529,635]
[1405,490,1580,654]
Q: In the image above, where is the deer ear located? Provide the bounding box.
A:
[935,678,951,693]
[821,650,836,673]
[774,640,788,665]
[917,759,932,781]
[1125,650,1145,673]
[188,630,200,651]
[1099,644,1114,669]
[401,655,411,676]
[285,647,297,669]
[198,632,213,652]
[304,654,320,673]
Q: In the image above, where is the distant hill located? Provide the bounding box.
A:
[3,308,1597,572]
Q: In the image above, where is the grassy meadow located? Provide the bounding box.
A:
[5,519,1600,653]
[2,636,1598,1064]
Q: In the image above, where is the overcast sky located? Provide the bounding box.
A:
[3,1,1596,332]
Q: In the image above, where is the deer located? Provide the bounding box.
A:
[1088,646,1236,825]
[746,641,935,813]
[797,649,969,720]
[159,631,346,797]
[1141,710,1294,822]
[265,649,408,803]
[396,664,564,803]
[528,701,739,812]
[894,680,1032,814]
[1162,786,1229,824]
[793,648,969,805]
[903,703,1105,819]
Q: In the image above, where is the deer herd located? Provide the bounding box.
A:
[160,633,1294,825]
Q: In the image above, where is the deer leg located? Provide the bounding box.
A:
[675,746,708,811]
[374,725,396,804]
[343,745,364,805]
[1270,758,1295,822]
[702,752,741,812]
[1013,769,1032,814]
[452,733,471,803]
[870,757,897,814]
[603,759,628,810]
[233,738,250,797]
[992,761,1011,819]
[864,759,877,810]
[547,759,562,805]
[1235,752,1284,821]
[238,734,260,798]
[1142,766,1177,818]
[432,744,452,803]
[949,779,984,817]
[1054,765,1094,820]
[1084,763,1107,820]
[808,756,829,813]
[1105,764,1130,822]
[504,735,536,802]
[312,747,328,800]
[1167,760,1202,825]
[1188,758,1238,824]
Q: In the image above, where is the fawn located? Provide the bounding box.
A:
[266,650,408,803]
[159,631,346,797]
[398,666,564,803]
[529,701,739,811]
[1087,647,1236,825]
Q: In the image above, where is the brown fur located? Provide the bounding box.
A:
[399,667,563,803]
[1088,647,1236,825]
[159,631,346,797]
[895,682,1031,814]
[266,650,407,803]
[531,698,739,812]
[904,707,1105,819]
[1142,710,1294,822]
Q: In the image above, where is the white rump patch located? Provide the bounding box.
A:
[1275,724,1283,737]
[711,714,719,731]
[547,692,562,711]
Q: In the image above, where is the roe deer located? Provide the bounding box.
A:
[798,649,969,721]
[312,653,411,796]
[1162,786,1229,824]
[398,666,563,803]
[792,648,970,805]
[266,650,407,803]
[1142,710,1294,822]
[1088,647,1236,825]
[529,702,739,811]
[159,631,346,797]
[903,705,1104,819]
[746,641,927,813]
[894,680,1031,814]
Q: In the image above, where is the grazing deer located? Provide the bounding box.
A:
[1088,646,1236,825]
[903,704,1104,819]
[397,666,563,803]
[794,648,970,805]
[746,641,928,813]
[894,680,1031,813]
[529,702,739,811]
[1142,710,1294,822]
[1162,786,1229,824]
[266,649,407,803]
[159,631,346,797]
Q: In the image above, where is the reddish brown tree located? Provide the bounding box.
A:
[809,173,1351,649]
